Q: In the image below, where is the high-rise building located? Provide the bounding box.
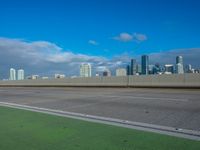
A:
[136,64,141,74]
[176,56,183,64]
[116,68,127,76]
[141,55,149,75]
[176,63,184,74]
[176,56,184,74]
[80,63,92,77]
[17,69,24,80]
[130,59,137,75]
[126,65,130,75]
[9,68,16,80]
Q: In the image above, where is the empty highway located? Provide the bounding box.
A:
[0,87,200,132]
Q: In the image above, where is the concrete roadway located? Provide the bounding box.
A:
[0,87,200,132]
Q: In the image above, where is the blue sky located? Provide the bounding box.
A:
[0,0,200,78]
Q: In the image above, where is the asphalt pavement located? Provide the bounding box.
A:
[0,87,200,131]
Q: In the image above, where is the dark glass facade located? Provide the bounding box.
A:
[141,55,149,75]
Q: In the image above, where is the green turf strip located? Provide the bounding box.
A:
[0,106,199,150]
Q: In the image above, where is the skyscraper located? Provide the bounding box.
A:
[80,63,92,77]
[141,55,149,75]
[175,56,184,74]
[10,68,16,80]
[17,69,24,80]
[176,56,183,64]
[175,63,184,74]
[126,65,130,75]
[136,64,141,74]
[130,59,137,75]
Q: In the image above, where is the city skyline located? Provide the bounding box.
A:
[5,54,199,80]
[0,0,200,78]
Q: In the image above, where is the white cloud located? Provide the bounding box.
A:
[88,40,99,45]
[113,32,147,42]
[133,33,147,42]
[113,33,133,42]
[0,37,107,78]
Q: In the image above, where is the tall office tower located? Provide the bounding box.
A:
[9,68,16,80]
[175,56,184,74]
[126,65,130,75]
[141,55,149,75]
[164,64,174,74]
[80,63,92,77]
[130,59,137,75]
[116,68,127,76]
[176,56,183,64]
[136,64,141,74]
[176,63,184,74]
[17,69,24,80]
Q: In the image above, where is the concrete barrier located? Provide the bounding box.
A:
[0,74,200,88]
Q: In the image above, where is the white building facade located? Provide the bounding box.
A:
[176,56,184,74]
[176,63,184,74]
[17,69,24,80]
[10,68,16,80]
[55,74,65,79]
[80,63,92,77]
[116,68,127,76]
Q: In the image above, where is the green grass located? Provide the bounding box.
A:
[0,106,199,150]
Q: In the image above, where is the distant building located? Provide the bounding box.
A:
[130,59,137,75]
[175,56,184,74]
[116,68,127,76]
[55,74,65,79]
[176,56,183,65]
[153,63,161,74]
[194,69,200,74]
[164,64,174,74]
[126,65,130,75]
[31,75,39,80]
[148,65,154,74]
[141,55,149,75]
[185,64,192,73]
[9,68,16,80]
[136,64,141,74]
[42,77,49,79]
[80,63,92,77]
[17,69,24,80]
[176,63,184,74]
[103,69,111,77]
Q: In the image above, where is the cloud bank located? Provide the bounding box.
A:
[0,38,123,79]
